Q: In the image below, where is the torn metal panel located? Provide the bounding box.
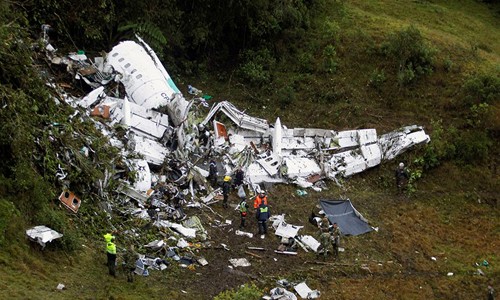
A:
[109,97,171,139]
[297,235,320,252]
[130,159,152,193]
[202,101,269,133]
[294,282,320,299]
[76,86,105,108]
[379,125,430,160]
[246,162,286,184]
[284,157,321,179]
[116,181,149,203]
[275,222,303,239]
[256,154,281,176]
[326,150,367,178]
[361,144,382,168]
[130,134,169,166]
[154,220,196,238]
[144,239,165,250]
[26,226,63,248]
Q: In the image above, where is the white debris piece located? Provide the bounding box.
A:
[297,235,321,252]
[26,226,63,248]
[130,159,151,193]
[235,230,254,238]
[269,287,297,300]
[275,222,303,239]
[294,282,320,299]
[154,220,196,238]
[229,258,251,268]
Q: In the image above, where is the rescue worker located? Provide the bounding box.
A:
[123,245,137,282]
[395,162,409,193]
[331,222,342,259]
[253,190,268,210]
[222,175,231,209]
[256,202,270,239]
[208,160,218,187]
[317,217,331,260]
[238,197,249,229]
[104,233,117,277]
[233,167,244,188]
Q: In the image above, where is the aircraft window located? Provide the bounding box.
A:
[124,63,131,68]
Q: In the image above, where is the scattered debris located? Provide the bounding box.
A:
[229,258,251,268]
[56,283,65,290]
[235,230,254,238]
[274,250,298,256]
[294,282,320,299]
[58,190,81,213]
[26,226,63,249]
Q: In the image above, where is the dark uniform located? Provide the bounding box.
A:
[123,246,136,282]
[256,202,270,236]
[317,217,331,259]
[331,223,341,259]
[208,160,218,187]
[395,163,409,193]
[222,176,231,208]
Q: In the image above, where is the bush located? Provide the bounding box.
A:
[323,44,338,73]
[277,85,297,108]
[381,25,435,85]
[369,68,386,91]
[0,198,20,246]
[238,49,276,86]
[214,283,262,300]
[463,73,500,106]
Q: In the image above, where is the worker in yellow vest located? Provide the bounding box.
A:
[104,233,117,277]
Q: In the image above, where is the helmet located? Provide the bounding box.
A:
[224,176,231,182]
[259,190,266,196]
[399,162,404,168]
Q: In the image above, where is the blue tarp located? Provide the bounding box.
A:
[320,199,373,236]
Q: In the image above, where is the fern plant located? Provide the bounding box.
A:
[117,21,168,57]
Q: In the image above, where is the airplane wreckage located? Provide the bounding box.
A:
[32,31,429,271]
[51,36,430,194]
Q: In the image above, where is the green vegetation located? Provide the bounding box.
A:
[0,0,498,299]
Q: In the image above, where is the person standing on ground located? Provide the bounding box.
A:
[124,245,137,282]
[256,202,270,239]
[238,197,249,229]
[253,190,268,210]
[222,175,231,208]
[331,222,342,259]
[208,160,218,187]
[233,167,244,188]
[317,217,331,260]
[103,233,117,277]
[395,162,409,193]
